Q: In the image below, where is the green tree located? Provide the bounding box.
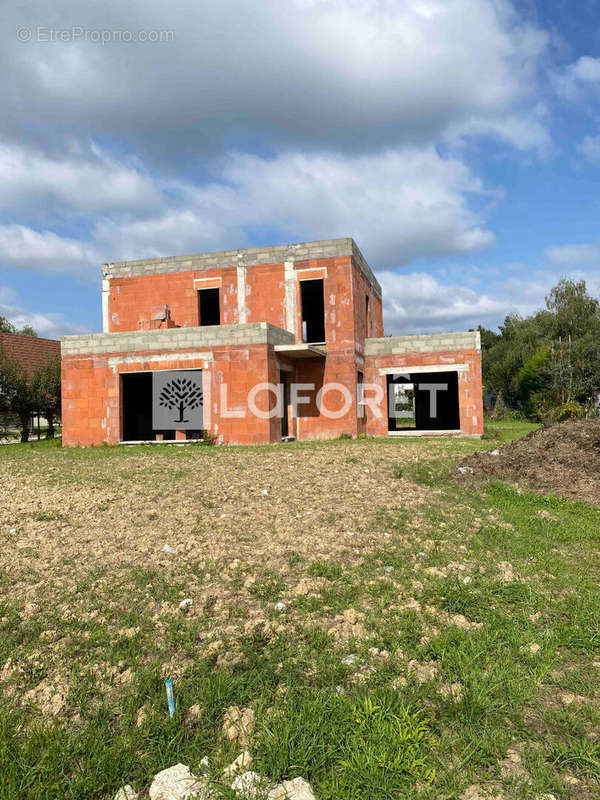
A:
[481,279,600,419]
[518,346,551,418]
[546,279,600,340]
[19,325,38,338]
[0,315,16,334]
[31,358,61,438]
[0,357,37,442]
[0,315,38,337]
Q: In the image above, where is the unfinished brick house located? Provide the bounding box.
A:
[61,238,483,446]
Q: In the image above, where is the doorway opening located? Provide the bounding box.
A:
[300,279,325,343]
[387,371,460,432]
[280,372,289,438]
[122,372,157,441]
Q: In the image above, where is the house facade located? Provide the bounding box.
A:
[61,238,483,446]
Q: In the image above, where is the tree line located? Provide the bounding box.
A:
[0,315,61,442]
[478,279,600,422]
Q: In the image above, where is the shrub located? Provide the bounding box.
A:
[542,401,586,426]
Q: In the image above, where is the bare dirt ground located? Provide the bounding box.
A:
[0,439,448,691]
[463,418,600,506]
[1,440,435,600]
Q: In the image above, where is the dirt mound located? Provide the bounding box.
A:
[463,419,600,506]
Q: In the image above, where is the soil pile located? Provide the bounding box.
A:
[463,419,600,506]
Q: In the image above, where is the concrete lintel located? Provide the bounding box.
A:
[378,364,469,376]
[107,351,214,370]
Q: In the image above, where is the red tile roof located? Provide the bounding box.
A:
[0,333,60,378]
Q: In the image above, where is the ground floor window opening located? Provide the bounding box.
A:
[386,371,459,432]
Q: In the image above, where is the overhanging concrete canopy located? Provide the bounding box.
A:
[273,343,326,359]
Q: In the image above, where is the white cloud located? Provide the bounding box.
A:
[0,140,161,213]
[0,145,496,277]
[544,242,600,267]
[0,300,88,338]
[1,0,549,157]
[554,56,600,100]
[377,262,600,336]
[0,225,100,277]
[444,105,552,156]
[378,270,506,333]
[95,147,496,266]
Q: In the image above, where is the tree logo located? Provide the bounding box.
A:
[158,376,203,423]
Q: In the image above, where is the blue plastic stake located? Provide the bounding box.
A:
[165,676,175,718]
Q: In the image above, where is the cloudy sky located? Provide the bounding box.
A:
[2,0,600,338]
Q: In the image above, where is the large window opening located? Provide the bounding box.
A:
[198,288,220,326]
[365,295,370,338]
[387,371,460,432]
[300,279,325,343]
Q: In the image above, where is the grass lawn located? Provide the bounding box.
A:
[0,421,598,799]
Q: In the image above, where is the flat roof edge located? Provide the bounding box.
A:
[103,238,354,274]
[101,237,381,295]
[365,330,481,356]
[61,322,296,356]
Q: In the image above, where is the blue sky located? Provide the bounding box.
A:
[2,0,600,338]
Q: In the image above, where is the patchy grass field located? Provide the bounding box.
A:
[1,422,599,799]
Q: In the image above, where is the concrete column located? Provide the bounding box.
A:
[236,266,247,324]
[102,278,110,332]
[283,261,298,338]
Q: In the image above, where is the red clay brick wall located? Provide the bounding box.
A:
[351,259,383,352]
[106,256,379,355]
[292,256,358,348]
[212,344,274,444]
[364,349,484,437]
[62,343,282,446]
[245,264,286,328]
[107,269,239,331]
[293,352,359,441]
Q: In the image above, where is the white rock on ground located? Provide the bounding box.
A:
[231,771,265,798]
[267,777,317,800]
[148,763,208,800]
[223,750,252,778]
[179,598,193,610]
[113,786,138,800]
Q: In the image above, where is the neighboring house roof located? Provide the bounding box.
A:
[0,333,60,378]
